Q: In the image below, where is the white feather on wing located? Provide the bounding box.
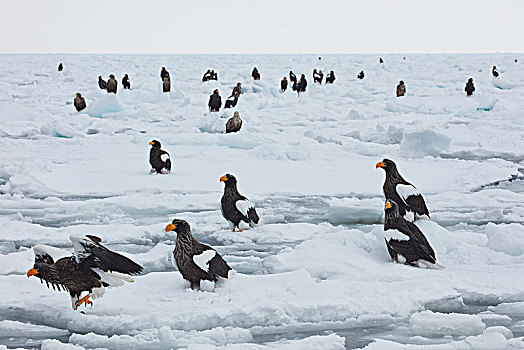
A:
[396,184,421,204]
[193,250,217,273]
[235,199,254,216]
[384,229,410,241]
[69,234,96,260]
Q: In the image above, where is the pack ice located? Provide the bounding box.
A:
[0,53,523,349]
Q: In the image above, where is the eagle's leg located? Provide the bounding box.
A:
[76,294,93,309]
[71,294,80,310]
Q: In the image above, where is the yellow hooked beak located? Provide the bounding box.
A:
[376,162,385,169]
[149,141,154,145]
[220,176,228,182]
[27,268,38,278]
[165,223,176,233]
[385,201,392,210]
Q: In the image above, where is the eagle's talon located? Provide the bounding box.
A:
[76,294,92,309]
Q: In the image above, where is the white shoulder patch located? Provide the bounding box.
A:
[235,199,253,216]
[69,235,96,260]
[396,184,421,203]
[193,250,217,273]
[160,153,170,162]
[33,245,71,261]
[384,228,410,242]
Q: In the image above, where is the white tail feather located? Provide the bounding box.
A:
[91,287,106,300]
[227,269,237,279]
[93,268,135,287]
[418,260,445,269]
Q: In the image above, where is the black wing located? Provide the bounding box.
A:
[404,221,436,260]
[387,237,436,265]
[88,245,143,275]
[72,235,143,275]
[396,221,436,263]
[247,207,260,225]
[194,243,231,279]
[405,194,430,218]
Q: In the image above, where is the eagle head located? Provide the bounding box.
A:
[149,140,161,148]
[165,219,191,234]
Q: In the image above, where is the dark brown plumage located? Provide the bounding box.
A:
[226,112,242,133]
[232,83,242,97]
[289,71,296,83]
[252,67,260,80]
[281,77,288,91]
[106,75,117,94]
[220,174,260,231]
[74,93,86,112]
[163,78,170,92]
[160,67,170,82]
[325,71,335,84]
[208,89,222,112]
[396,81,406,97]
[165,219,231,290]
[122,74,131,89]
[98,76,107,90]
[376,159,429,222]
[27,235,142,310]
[149,140,171,174]
[383,200,437,267]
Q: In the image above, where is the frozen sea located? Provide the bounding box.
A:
[0,53,524,349]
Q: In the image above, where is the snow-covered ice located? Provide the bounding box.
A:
[0,53,524,349]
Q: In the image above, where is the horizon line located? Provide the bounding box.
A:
[1,51,523,55]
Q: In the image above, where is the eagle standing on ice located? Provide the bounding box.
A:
[27,235,143,310]
[376,159,429,222]
[165,219,231,290]
[220,174,260,231]
[149,140,171,174]
[383,200,440,268]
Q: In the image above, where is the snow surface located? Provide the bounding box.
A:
[0,53,524,349]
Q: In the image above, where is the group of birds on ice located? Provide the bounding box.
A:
[25,58,452,310]
[28,146,439,310]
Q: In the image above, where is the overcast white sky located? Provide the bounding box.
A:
[1,0,523,54]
